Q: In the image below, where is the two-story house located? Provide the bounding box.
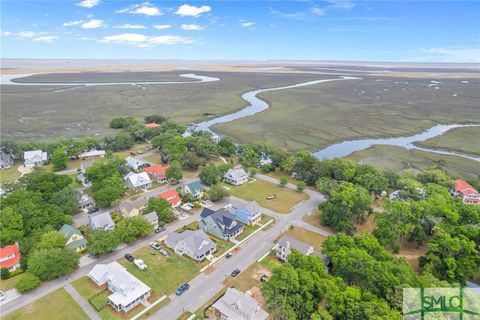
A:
[23,150,48,166]
[223,165,249,186]
[0,243,21,272]
[89,212,115,231]
[124,172,152,190]
[232,200,262,225]
[59,224,88,252]
[199,208,243,241]
[165,230,217,262]
[183,180,205,199]
[212,288,269,320]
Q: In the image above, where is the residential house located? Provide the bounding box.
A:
[124,172,152,190]
[88,261,151,313]
[212,288,269,320]
[144,123,161,128]
[59,224,88,252]
[275,236,314,262]
[78,193,95,210]
[231,200,262,225]
[145,164,170,183]
[23,150,48,166]
[210,134,220,144]
[157,189,182,208]
[0,151,14,169]
[77,150,106,160]
[125,156,149,171]
[119,196,148,217]
[89,212,115,231]
[0,244,21,272]
[223,165,249,186]
[141,212,159,229]
[200,208,243,241]
[165,230,217,262]
[78,160,94,185]
[259,154,272,167]
[183,180,205,199]
[453,179,480,204]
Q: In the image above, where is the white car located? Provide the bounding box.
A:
[134,259,147,271]
[149,241,161,250]
[0,291,5,302]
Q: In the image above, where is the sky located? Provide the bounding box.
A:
[1,0,479,62]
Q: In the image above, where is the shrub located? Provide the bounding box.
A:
[15,273,41,293]
[1,267,10,280]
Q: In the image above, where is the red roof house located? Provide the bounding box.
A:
[453,179,479,204]
[0,244,21,271]
[145,123,161,128]
[145,164,170,183]
[157,189,181,208]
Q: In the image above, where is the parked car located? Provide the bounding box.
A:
[159,248,170,257]
[149,242,161,250]
[231,269,241,277]
[0,291,5,302]
[225,252,233,258]
[260,275,269,282]
[124,253,134,262]
[88,207,99,214]
[176,283,190,296]
[134,259,147,271]
[155,226,166,233]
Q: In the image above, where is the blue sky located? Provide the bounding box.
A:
[1,1,479,62]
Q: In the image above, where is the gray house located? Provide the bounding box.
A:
[223,165,249,186]
[125,156,149,171]
[165,230,217,261]
[141,211,159,229]
[275,236,313,262]
[89,212,115,231]
[212,288,268,320]
[200,208,243,241]
[0,151,14,169]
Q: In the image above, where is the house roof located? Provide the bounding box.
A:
[0,151,13,164]
[157,189,181,205]
[88,261,151,307]
[166,230,216,257]
[66,238,88,250]
[242,200,261,215]
[0,244,21,268]
[454,179,479,196]
[277,236,313,255]
[185,180,204,194]
[201,208,243,236]
[145,164,170,179]
[24,150,47,162]
[141,212,158,223]
[59,224,82,238]
[125,172,152,188]
[145,123,161,128]
[125,156,148,170]
[90,212,115,229]
[119,197,148,214]
[224,167,248,181]
[78,150,105,158]
[200,207,215,218]
[213,288,268,320]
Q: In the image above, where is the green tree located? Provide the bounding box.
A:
[199,164,221,186]
[297,181,306,192]
[88,230,120,256]
[353,164,387,195]
[91,174,125,208]
[28,248,79,280]
[0,207,24,245]
[316,177,334,198]
[33,231,65,251]
[115,217,153,243]
[279,176,288,187]
[51,148,68,171]
[147,197,176,223]
[145,114,166,124]
[50,187,80,215]
[166,160,183,182]
[14,273,41,293]
[209,183,228,202]
[1,268,10,280]
[217,137,237,156]
[331,158,356,182]
[110,116,138,129]
[240,147,260,167]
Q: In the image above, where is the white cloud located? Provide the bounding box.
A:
[240,21,255,27]
[2,31,12,36]
[310,7,325,16]
[114,23,147,29]
[181,24,204,31]
[17,31,38,39]
[81,19,105,29]
[99,33,193,47]
[326,0,355,9]
[32,35,59,42]
[175,4,211,17]
[63,20,84,27]
[116,2,162,16]
[76,0,100,8]
[153,24,171,30]
[411,47,480,63]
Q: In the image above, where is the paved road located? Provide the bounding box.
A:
[65,284,101,320]
[150,174,326,319]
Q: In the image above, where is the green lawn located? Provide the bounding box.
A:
[0,273,26,291]
[142,154,161,164]
[0,164,22,183]
[227,179,308,214]
[176,221,199,233]
[118,246,200,296]
[282,226,327,252]
[417,126,480,156]
[3,288,89,320]
[213,237,235,257]
[236,223,260,241]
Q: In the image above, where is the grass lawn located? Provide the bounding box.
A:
[142,153,161,164]
[118,246,200,296]
[3,288,89,320]
[236,223,260,241]
[282,227,327,252]
[0,164,22,182]
[417,126,480,156]
[176,221,199,233]
[228,179,308,214]
[0,273,26,291]
[113,143,150,160]
[137,297,171,320]
[213,237,235,257]
[224,255,281,292]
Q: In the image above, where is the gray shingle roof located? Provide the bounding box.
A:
[166,230,216,257]
[277,236,312,255]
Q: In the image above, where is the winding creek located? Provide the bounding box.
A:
[2,73,479,162]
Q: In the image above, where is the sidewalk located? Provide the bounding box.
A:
[64,284,101,320]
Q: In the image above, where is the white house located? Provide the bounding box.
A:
[124,172,152,190]
[23,150,48,166]
[223,166,249,186]
[125,156,149,171]
[275,236,314,262]
[89,212,115,231]
[212,288,268,320]
[88,261,151,313]
[77,150,106,160]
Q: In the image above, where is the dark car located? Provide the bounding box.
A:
[231,269,241,277]
[155,226,166,233]
[260,275,269,282]
[88,207,100,214]
[176,283,190,296]
[225,252,233,259]
[124,253,134,262]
